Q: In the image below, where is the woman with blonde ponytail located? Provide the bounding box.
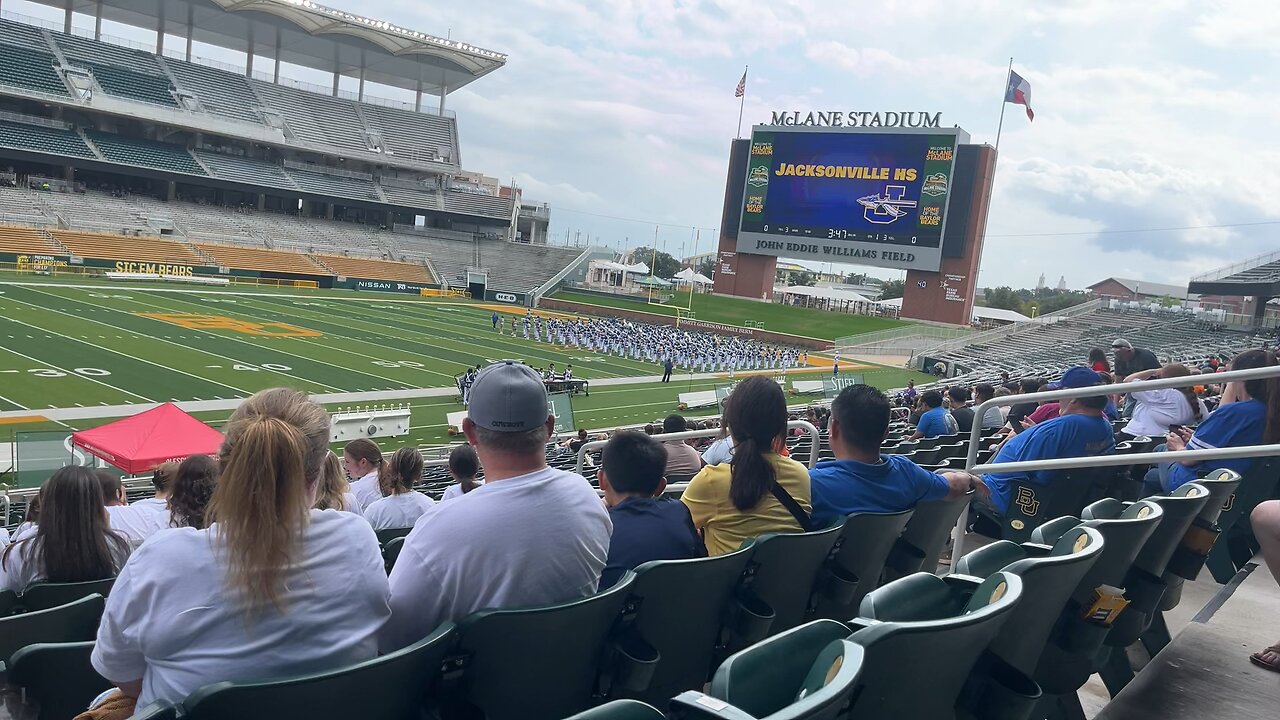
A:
[92,388,390,709]
[363,447,435,530]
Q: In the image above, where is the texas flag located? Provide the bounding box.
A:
[1005,69,1034,121]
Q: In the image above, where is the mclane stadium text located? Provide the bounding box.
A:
[769,111,942,128]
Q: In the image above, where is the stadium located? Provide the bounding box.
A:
[0,2,1278,720]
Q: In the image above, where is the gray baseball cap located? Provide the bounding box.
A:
[1111,338,1133,350]
[468,360,551,432]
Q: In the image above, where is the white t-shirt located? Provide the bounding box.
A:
[1124,388,1207,438]
[379,466,611,652]
[342,492,364,516]
[130,497,169,513]
[441,481,485,502]
[349,471,383,510]
[702,436,735,466]
[12,523,37,543]
[0,534,131,593]
[363,492,436,530]
[107,504,170,546]
[92,509,390,708]
[0,526,9,547]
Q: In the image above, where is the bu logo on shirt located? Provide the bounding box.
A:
[1014,486,1040,517]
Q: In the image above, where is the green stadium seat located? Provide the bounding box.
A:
[1098,484,1211,695]
[375,527,413,545]
[1027,499,1163,720]
[0,47,68,97]
[884,493,972,580]
[812,509,913,621]
[83,61,177,107]
[736,524,845,644]
[18,577,115,612]
[670,619,865,720]
[0,119,94,158]
[442,574,637,720]
[979,467,1114,543]
[86,131,206,175]
[846,572,1023,720]
[0,594,105,674]
[953,527,1104,720]
[566,700,667,720]
[382,536,405,574]
[1142,469,1242,656]
[606,544,756,706]
[179,622,456,720]
[1206,456,1280,583]
[7,641,112,720]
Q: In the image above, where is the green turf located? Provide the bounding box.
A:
[550,289,911,341]
[0,278,930,482]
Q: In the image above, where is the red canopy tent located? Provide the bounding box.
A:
[71,403,224,474]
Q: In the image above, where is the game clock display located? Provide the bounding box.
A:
[737,126,964,272]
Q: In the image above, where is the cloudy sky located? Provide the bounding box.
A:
[15,0,1279,289]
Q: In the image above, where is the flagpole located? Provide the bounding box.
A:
[736,65,748,138]
[994,56,1012,153]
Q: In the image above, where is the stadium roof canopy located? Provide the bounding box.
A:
[31,0,506,95]
[1187,249,1280,299]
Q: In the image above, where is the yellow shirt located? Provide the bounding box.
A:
[680,452,813,556]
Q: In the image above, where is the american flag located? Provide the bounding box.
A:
[735,68,747,98]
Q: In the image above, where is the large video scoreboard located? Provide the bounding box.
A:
[737,126,967,272]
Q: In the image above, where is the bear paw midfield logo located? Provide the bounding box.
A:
[747,166,770,188]
[922,173,949,197]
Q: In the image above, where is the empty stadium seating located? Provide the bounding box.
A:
[53,229,204,265]
[53,30,163,74]
[86,132,206,175]
[288,168,382,202]
[191,150,298,191]
[0,224,59,253]
[315,254,435,284]
[0,46,67,97]
[250,81,372,154]
[79,61,177,107]
[360,103,458,163]
[0,120,94,158]
[0,18,465,170]
[165,58,263,125]
[194,242,327,275]
[444,189,512,219]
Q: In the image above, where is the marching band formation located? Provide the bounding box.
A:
[461,311,809,404]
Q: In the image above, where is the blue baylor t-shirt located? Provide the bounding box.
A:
[809,455,951,528]
[982,413,1116,514]
[916,406,957,438]
[1165,399,1266,491]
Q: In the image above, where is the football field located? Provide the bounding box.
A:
[0,278,929,452]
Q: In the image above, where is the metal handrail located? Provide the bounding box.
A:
[574,420,822,475]
[951,364,1280,558]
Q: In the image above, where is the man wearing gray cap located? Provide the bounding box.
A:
[379,361,612,651]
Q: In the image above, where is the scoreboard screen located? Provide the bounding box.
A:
[737,126,965,272]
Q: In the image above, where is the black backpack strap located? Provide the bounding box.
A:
[769,481,815,532]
